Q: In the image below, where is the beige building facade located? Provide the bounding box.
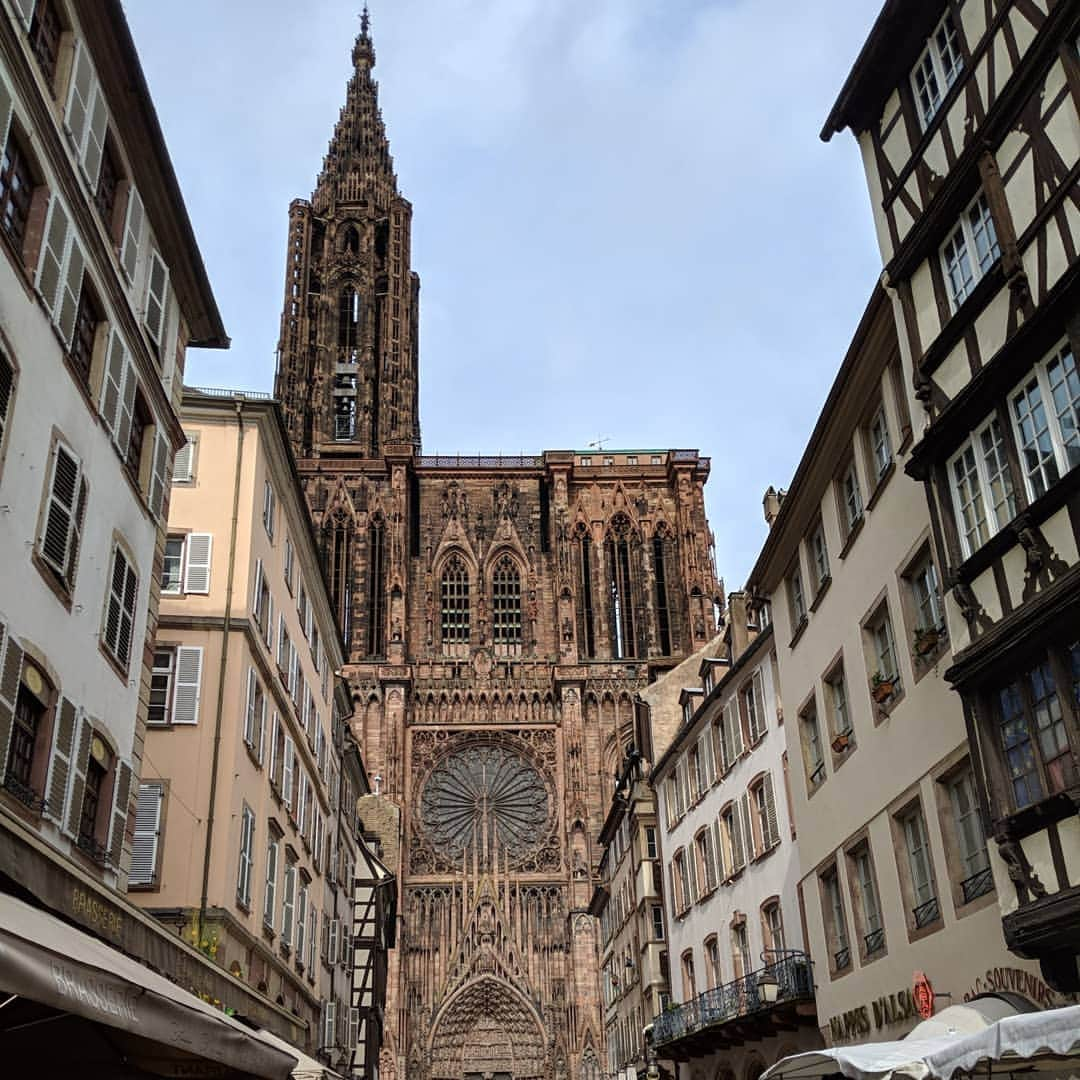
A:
[746,287,1068,1048]
[133,388,356,1054]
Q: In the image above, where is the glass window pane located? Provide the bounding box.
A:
[998,680,1042,809]
[1046,345,1080,472]
[1012,377,1060,498]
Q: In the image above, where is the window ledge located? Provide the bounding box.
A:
[864,460,895,512]
[31,552,74,613]
[788,617,808,650]
[837,515,865,560]
[871,682,906,721]
[99,638,131,686]
[810,576,832,612]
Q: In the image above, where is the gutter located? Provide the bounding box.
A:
[199,400,246,935]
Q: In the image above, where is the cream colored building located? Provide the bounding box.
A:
[746,287,1068,1048]
[648,598,819,1080]
[132,387,356,1055]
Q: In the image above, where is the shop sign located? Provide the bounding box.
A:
[912,972,934,1019]
[963,966,1070,1010]
[827,986,920,1043]
[70,884,123,940]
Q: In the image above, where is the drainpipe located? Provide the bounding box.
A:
[199,399,246,938]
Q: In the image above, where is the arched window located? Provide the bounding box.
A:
[575,526,596,658]
[325,511,353,648]
[605,513,637,659]
[342,225,359,254]
[440,553,470,652]
[338,286,360,349]
[652,525,677,655]
[491,553,522,654]
[366,515,386,657]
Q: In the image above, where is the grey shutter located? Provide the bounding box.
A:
[36,196,70,316]
[732,700,745,757]
[149,430,170,519]
[753,670,767,737]
[46,697,76,820]
[252,558,263,618]
[763,772,780,849]
[64,41,94,150]
[120,186,143,280]
[108,760,132,868]
[130,782,163,886]
[0,623,22,778]
[83,83,108,189]
[115,356,137,454]
[144,251,169,345]
[65,712,92,838]
[244,668,257,746]
[40,443,81,579]
[714,818,726,881]
[741,791,755,861]
[56,235,85,347]
[730,805,746,872]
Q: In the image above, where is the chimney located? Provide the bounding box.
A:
[763,486,786,528]
[727,590,752,659]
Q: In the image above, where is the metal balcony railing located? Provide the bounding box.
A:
[651,953,813,1049]
[834,946,851,971]
[864,927,885,956]
[913,895,941,928]
[2,770,44,812]
[961,866,994,903]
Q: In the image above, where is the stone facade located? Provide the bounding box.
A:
[273,18,722,1080]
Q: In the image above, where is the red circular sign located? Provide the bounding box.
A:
[913,971,934,1020]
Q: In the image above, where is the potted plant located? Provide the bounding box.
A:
[870,671,895,703]
[914,625,940,656]
[831,731,851,753]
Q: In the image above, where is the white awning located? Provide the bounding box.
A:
[255,1026,346,1080]
[0,892,298,1079]
[761,1003,1080,1080]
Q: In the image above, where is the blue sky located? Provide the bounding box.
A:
[125,0,885,590]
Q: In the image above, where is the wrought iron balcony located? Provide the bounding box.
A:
[864,927,885,956]
[651,952,814,1051]
[2,770,44,813]
[834,946,851,971]
[961,866,994,904]
[913,895,941,928]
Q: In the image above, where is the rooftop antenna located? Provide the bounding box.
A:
[587,435,611,451]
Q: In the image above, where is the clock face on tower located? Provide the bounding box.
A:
[419,743,551,869]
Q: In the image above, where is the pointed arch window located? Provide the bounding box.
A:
[342,225,359,254]
[576,526,596,659]
[338,286,360,350]
[653,525,676,656]
[325,510,353,649]
[440,553,470,652]
[605,513,638,659]
[366,515,386,658]
[491,553,522,654]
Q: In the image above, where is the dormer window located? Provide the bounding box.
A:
[911,11,963,130]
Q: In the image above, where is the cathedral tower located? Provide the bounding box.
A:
[275,15,722,1080]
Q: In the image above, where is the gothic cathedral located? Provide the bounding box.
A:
[274,16,721,1080]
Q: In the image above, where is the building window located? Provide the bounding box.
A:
[103,545,138,671]
[1009,343,1079,502]
[325,510,354,648]
[69,281,101,391]
[911,10,963,129]
[263,835,279,930]
[281,859,297,947]
[948,414,1016,557]
[788,566,806,627]
[839,459,863,537]
[604,515,638,660]
[849,845,885,958]
[762,901,785,954]
[750,774,780,854]
[645,825,658,860]
[626,455,638,466]
[94,138,120,229]
[576,528,596,658]
[996,657,1076,809]
[491,552,522,652]
[948,767,992,903]
[367,517,387,657]
[825,665,852,746]
[39,440,88,591]
[262,480,276,539]
[673,848,691,914]
[867,605,901,702]
[821,867,850,973]
[652,529,675,655]
[338,286,360,349]
[129,781,164,888]
[5,679,47,804]
[27,0,63,85]
[681,951,696,1000]
[651,904,664,940]
[704,935,721,989]
[941,192,1000,309]
[867,404,892,482]
[731,921,751,979]
[742,670,767,743]
[694,828,717,894]
[580,456,591,466]
[0,124,34,252]
[720,802,746,875]
[801,700,826,789]
[0,349,13,463]
[440,553,470,650]
[909,550,943,641]
[899,804,940,929]
[809,522,829,595]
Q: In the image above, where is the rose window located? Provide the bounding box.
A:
[420,743,550,867]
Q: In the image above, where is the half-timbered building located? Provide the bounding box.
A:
[823,0,1080,992]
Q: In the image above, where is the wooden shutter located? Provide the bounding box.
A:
[104,547,138,668]
[252,558,263,618]
[732,700,744,757]
[763,771,780,849]
[55,233,85,348]
[45,697,76,820]
[83,83,108,189]
[730,807,745,872]
[297,771,307,833]
[0,622,22,780]
[324,1001,337,1049]
[740,792,755,861]
[237,808,253,903]
[40,442,81,580]
[100,330,129,445]
[183,533,212,594]
[120,185,143,281]
[130,782,163,886]
[171,646,202,724]
[257,696,267,764]
[283,737,295,805]
[144,250,169,345]
[149,430,170,519]
[263,840,277,927]
[269,716,281,789]
[173,437,194,482]
[108,760,132,868]
[714,819,726,881]
[244,668,257,746]
[264,592,273,648]
[64,42,94,154]
[753,670,767,738]
[36,195,70,315]
[115,356,137,455]
[328,917,339,965]
[65,711,92,838]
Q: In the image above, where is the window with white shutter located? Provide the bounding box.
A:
[120,185,143,281]
[323,1001,337,1049]
[38,440,87,588]
[296,882,307,961]
[183,533,212,594]
[237,804,255,907]
[100,329,137,451]
[297,770,308,833]
[244,668,260,748]
[281,861,296,945]
[35,194,71,316]
[262,480,276,539]
[263,836,278,929]
[282,736,295,806]
[103,544,138,669]
[129,782,163,887]
[171,646,203,724]
[10,0,34,29]
[148,430,170,519]
[308,906,317,972]
[172,435,195,482]
[0,349,14,458]
[144,249,169,348]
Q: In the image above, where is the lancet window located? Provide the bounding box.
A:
[576,527,596,659]
[440,553,470,653]
[605,514,638,659]
[338,286,360,351]
[491,553,522,654]
[367,515,386,657]
[325,510,354,649]
[653,526,676,655]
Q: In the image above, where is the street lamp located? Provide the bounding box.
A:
[756,969,779,1005]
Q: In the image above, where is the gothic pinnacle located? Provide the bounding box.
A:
[353,3,375,69]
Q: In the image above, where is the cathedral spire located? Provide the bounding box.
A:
[316,4,398,209]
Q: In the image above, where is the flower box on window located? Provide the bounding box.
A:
[830,732,851,754]
[870,673,896,704]
[913,626,941,656]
